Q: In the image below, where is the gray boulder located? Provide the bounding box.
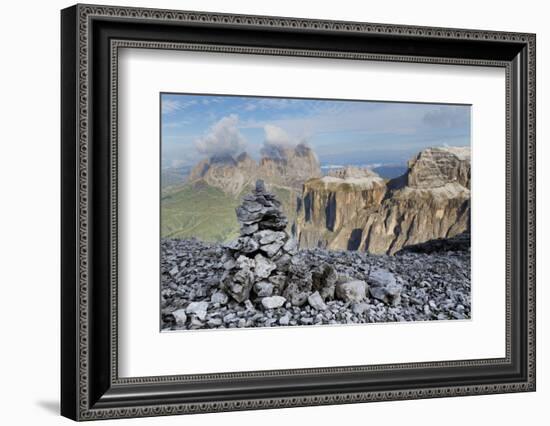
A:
[368,268,402,306]
[369,268,397,287]
[308,291,327,310]
[369,284,402,306]
[335,280,368,303]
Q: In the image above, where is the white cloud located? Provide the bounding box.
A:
[264,124,295,148]
[194,114,246,157]
[261,124,310,158]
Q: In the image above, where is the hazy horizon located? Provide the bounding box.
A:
[161,93,471,170]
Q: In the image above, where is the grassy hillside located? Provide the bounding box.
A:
[161,182,241,242]
[161,181,298,243]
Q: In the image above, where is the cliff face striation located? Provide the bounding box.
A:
[296,147,471,254]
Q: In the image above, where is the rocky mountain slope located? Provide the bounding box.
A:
[161,181,470,331]
[296,147,471,254]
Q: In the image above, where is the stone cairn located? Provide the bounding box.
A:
[220,180,299,309]
[220,180,399,311]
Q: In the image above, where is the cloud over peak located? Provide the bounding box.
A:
[195,114,246,158]
[260,124,309,158]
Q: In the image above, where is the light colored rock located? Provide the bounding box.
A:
[327,166,379,179]
[254,254,276,278]
[211,291,228,305]
[260,241,284,257]
[171,309,187,326]
[408,146,470,189]
[308,291,327,310]
[186,301,209,321]
[207,318,222,327]
[368,269,402,306]
[351,302,369,315]
[296,146,471,254]
[282,238,298,255]
[335,280,367,303]
[223,258,236,270]
[278,314,291,326]
[255,230,286,245]
[261,296,286,309]
[369,269,397,288]
[168,266,178,277]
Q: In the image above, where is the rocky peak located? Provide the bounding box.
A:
[188,152,258,195]
[188,144,321,195]
[327,166,380,179]
[209,153,237,165]
[258,143,321,189]
[407,146,470,189]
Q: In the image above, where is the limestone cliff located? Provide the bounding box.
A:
[296,147,471,254]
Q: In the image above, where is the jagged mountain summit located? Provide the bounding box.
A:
[188,143,321,195]
[163,145,471,255]
[188,152,258,196]
[296,146,471,254]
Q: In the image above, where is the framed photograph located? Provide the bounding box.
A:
[61,4,536,421]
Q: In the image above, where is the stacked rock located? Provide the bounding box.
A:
[220,180,299,306]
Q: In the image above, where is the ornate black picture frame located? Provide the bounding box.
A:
[61,4,536,421]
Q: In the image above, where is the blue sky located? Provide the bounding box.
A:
[161,93,470,169]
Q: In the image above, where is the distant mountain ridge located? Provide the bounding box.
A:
[187,143,321,195]
[162,145,471,255]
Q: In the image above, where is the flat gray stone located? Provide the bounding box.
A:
[261,296,286,309]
